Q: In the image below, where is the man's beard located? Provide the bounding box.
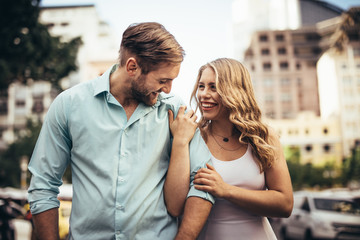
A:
[131,74,158,106]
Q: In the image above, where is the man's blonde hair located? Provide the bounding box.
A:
[119,22,185,74]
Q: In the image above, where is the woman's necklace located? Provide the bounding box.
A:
[211,131,230,142]
[210,131,242,151]
[209,124,234,142]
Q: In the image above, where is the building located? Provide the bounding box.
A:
[232,0,342,61]
[244,27,322,119]
[266,112,343,166]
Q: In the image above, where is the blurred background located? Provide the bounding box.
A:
[0,0,360,239]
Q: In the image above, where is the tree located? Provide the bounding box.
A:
[0,0,82,91]
[341,143,360,186]
[330,7,360,52]
[0,119,41,187]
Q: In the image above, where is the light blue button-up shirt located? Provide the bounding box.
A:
[28,65,214,240]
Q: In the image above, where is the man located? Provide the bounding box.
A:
[28,22,213,240]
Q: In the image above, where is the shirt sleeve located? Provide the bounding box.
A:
[187,129,215,204]
[28,91,72,214]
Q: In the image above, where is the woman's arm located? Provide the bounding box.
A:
[194,129,293,218]
[164,106,198,217]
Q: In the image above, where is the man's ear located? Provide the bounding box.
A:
[126,57,138,76]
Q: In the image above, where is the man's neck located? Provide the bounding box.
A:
[109,66,139,119]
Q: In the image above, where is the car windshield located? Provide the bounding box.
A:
[314,198,360,214]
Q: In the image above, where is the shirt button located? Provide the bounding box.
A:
[118,176,124,182]
[116,204,124,210]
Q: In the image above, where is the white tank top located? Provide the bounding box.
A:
[198,144,277,240]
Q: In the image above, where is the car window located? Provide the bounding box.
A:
[301,197,310,212]
[294,196,305,209]
[314,198,360,214]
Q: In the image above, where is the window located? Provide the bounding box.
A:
[305,145,312,152]
[265,111,275,118]
[296,62,301,70]
[280,61,289,70]
[278,47,287,55]
[282,111,292,119]
[354,48,360,57]
[281,93,292,102]
[261,48,270,55]
[259,34,268,42]
[46,23,55,28]
[301,198,310,212]
[265,94,274,103]
[312,47,321,55]
[323,144,331,152]
[263,78,273,87]
[306,34,320,41]
[32,98,44,114]
[275,34,284,42]
[16,100,25,107]
[0,99,8,115]
[263,62,271,71]
[281,78,290,86]
[61,22,69,27]
[297,78,302,86]
[323,127,328,135]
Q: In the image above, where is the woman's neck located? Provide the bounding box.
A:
[208,120,237,137]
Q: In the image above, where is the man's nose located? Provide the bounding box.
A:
[161,81,172,94]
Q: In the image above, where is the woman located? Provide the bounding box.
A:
[165,58,293,239]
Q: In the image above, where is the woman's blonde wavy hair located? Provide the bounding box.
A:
[190,58,275,172]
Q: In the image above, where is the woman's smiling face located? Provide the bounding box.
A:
[197,67,229,121]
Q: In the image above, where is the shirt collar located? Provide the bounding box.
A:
[92,64,118,97]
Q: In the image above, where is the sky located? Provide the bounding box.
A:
[40,0,360,104]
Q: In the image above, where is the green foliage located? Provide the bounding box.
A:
[0,119,42,187]
[341,144,360,185]
[0,118,73,187]
[285,146,343,190]
[0,0,82,90]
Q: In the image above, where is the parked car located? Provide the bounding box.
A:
[280,190,360,240]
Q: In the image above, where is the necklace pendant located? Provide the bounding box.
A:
[223,138,229,142]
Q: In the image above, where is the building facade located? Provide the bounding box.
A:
[244,28,321,119]
[266,112,343,166]
[232,0,342,61]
